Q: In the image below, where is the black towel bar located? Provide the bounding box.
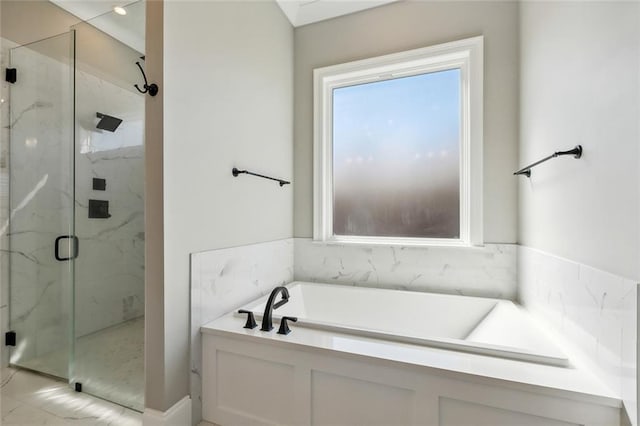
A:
[232,167,290,187]
[514,145,582,178]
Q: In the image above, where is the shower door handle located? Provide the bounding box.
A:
[55,235,79,261]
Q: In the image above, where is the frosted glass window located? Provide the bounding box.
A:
[332,69,461,238]
[314,37,483,246]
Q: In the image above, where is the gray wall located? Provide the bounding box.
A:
[144,0,164,413]
[160,0,293,412]
[519,1,640,280]
[293,1,520,244]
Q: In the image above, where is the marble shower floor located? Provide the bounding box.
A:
[11,317,144,412]
[1,367,141,425]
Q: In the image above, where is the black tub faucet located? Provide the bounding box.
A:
[260,286,290,332]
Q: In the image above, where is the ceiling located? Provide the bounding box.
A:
[49,0,145,53]
[276,0,398,27]
[50,0,398,45]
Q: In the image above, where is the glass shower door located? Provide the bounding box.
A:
[71,5,145,410]
[7,5,145,411]
[8,32,75,379]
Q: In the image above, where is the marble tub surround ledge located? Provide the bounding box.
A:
[190,238,294,424]
[518,245,638,425]
[294,238,517,299]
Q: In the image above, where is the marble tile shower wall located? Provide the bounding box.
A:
[518,246,638,425]
[0,39,144,368]
[73,144,144,337]
[73,66,144,338]
[190,238,294,423]
[294,238,517,299]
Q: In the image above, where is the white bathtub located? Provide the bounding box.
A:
[203,282,620,425]
[238,282,569,367]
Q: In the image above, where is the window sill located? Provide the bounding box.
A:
[310,237,485,250]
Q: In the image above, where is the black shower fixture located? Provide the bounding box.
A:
[96,112,123,132]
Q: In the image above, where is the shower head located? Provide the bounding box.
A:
[96,112,122,132]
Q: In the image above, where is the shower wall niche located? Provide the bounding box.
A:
[2,0,145,411]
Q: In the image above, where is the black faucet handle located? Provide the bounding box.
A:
[238,310,257,329]
[277,316,298,335]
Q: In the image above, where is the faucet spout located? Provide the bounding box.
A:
[260,286,290,332]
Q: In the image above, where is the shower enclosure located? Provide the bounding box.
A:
[5,1,145,411]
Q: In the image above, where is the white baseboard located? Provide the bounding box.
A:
[143,396,192,426]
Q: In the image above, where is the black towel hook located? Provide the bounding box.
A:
[134,61,158,97]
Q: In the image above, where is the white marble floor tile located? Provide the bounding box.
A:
[2,368,67,402]
[1,394,22,418]
[1,367,142,425]
[2,402,66,425]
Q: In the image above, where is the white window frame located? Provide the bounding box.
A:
[313,36,483,247]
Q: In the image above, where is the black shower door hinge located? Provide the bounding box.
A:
[5,331,16,346]
[5,68,16,84]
